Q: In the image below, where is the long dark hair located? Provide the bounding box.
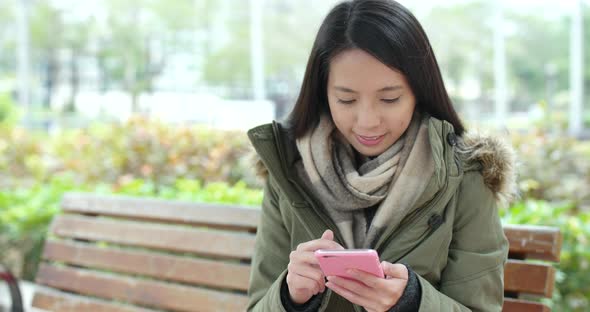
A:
[285,0,464,138]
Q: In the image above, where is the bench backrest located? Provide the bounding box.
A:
[502,225,561,312]
[32,193,561,312]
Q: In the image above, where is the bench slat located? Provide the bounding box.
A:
[504,260,555,297]
[502,298,550,312]
[42,239,251,291]
[33,288,157,312]
[35,264,249,312]
[504,224,562,262]
[62,193,260,231]
[50,215,255,259]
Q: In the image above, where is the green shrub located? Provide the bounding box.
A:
[0,126,46,187]
[0,175,82,278]
[0,93,20,127]
[52,117,257,186]
[501,200,590,312]
[0,116,262,189]
[511,130,590,207]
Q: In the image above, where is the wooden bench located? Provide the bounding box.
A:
[31,193,562,312]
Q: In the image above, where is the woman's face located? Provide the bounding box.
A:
[327,48,416,157]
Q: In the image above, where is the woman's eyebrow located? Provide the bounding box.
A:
[333,86,357,93]
[333,85,403,93]
[378,85,403,92]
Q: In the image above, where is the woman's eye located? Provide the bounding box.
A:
[337,99,356,104]
[382,97,400,104]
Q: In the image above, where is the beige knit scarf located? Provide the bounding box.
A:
[295,114,434,248]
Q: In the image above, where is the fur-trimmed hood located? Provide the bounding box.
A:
[458,131,517,204]
[251,124,517,205]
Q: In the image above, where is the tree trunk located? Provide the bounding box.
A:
[67,49,79,113]
[42,52,57,110]
[97,53,108,93]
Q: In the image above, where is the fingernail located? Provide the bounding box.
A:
[346,269,356,275]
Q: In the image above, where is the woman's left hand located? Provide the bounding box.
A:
[325,261,408,312]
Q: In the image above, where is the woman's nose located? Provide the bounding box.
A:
[356,105,381,129]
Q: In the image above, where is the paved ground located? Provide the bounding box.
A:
[0,280,43,312]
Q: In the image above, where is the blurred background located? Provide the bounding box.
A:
[0,0,589,311]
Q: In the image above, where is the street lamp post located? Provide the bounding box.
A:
[250,0,266,101]
[493,0,508,129]
[569,0,584,137]
[16,0,31,126]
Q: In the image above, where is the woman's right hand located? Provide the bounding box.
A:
[286,229,345,304]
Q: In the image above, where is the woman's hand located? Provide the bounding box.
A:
[286,229,344,304]
[325,261,409,312]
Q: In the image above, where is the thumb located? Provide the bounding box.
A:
[321,229,334,241]
[382,262,409,280]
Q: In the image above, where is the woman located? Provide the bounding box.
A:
[247,0,515,311]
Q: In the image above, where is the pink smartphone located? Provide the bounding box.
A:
[314,249,385,279]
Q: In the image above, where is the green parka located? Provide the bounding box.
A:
[246,116,516,312]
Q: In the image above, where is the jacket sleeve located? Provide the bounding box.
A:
[418,172,509,312]
[247,176,293,312]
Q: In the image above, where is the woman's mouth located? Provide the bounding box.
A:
[356,134,385,146]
